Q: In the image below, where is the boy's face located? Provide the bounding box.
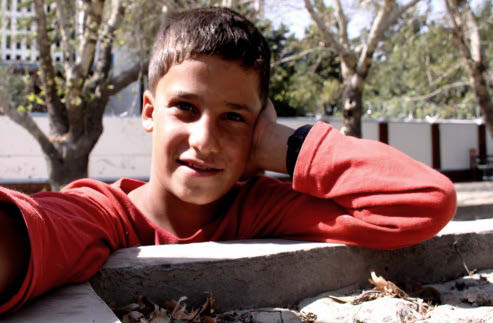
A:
[143,55,262,205]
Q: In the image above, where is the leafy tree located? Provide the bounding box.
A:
[365,8,474,120]
[1,0,160,191]
[304,0,421,137]
[364,0,492,121]
[444,0,493,136]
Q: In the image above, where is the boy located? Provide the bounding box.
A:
[0,7,456,315]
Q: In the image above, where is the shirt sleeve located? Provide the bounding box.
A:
[236,121,457,249]
[0,181,141,315]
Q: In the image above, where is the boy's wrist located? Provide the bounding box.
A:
[253,122,294,174]
[286,124,313,177]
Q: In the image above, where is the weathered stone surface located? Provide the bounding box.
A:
[90,218,493,312]
[2,283,119,323]
[298,269,493,323]
[454,181,493,220]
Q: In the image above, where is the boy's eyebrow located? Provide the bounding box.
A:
[225,102,254,113]
[171,90,254,112]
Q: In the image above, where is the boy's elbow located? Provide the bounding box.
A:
[431,179,457,231]
[411,180,457,245]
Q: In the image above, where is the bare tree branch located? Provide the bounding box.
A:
[304,0,356,68]
[382,0,421,31]
[430,64,463,87]
[103,60,149,97]
[33,0,67,134]
[86,0,126,92]
[357,0,421,76]
[444,0,473,64]
[3,105,60,160]
[333,0,350,48]
[357,0,396,75]
[76,0,105,79]
[403,81,470,101]
[271,47,325,67]
[55,0,76,73]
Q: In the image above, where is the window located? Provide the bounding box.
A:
[16,54,21,61]
[26,39,30,49]
[6,35,11,49]
[6,18,11,30]
[26,56,30,61]
[16,41,21,49]
[6,0,10,11]
[5,54,10,61]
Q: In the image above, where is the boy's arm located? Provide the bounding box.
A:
[0,204,30,304]
[244,101,456,249]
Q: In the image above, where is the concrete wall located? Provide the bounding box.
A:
[389,121,432,166]
[0,115,152,181]
[0,115,491,181]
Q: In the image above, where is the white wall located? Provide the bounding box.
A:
[389,121,432,166]
[440,122,477,170]
[0,115,151,181]
[0,115,489,182]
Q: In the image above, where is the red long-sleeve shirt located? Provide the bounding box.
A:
[0,122,456,314]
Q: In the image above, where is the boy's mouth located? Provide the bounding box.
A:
[177,160,221,173]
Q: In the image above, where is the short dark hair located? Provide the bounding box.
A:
[148,7,271,104]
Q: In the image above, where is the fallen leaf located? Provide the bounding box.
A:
[326,295,355,304]
[202,316,216,323]
[369,271,408,297]
[148,309,171,323]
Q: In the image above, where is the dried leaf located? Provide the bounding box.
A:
[137,295,157,316]
[118,302,140,312]
[300,311,317,323]
[122,313,139,323]
[128,310,144,320]
[327,295,355,304]
[202,316,216,323]
[163,300,177,312]
[369,272,408,297]
[197,293,216,317]
[148,309,171,323]
[171,296,188,319]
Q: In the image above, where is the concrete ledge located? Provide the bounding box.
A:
[454,203,493,220]
[90,219,493,312]
[2,283,119,323]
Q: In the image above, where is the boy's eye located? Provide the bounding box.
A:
[225,112,245,122]
[174,102,195,112]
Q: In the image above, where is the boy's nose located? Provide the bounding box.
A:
[188,117,220,154]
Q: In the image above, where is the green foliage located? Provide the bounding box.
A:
[364,1,492,121]
[261,21,341,117]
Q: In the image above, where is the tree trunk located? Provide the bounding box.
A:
[43,120,103,191]
[340,73,365,138]
[45,151,90,191]
[469,65,493,137]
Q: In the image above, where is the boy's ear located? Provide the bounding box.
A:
[142,90,155,132]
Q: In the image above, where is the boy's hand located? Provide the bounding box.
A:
[243,99,294,178]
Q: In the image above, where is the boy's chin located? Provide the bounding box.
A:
[173,187,230,206]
